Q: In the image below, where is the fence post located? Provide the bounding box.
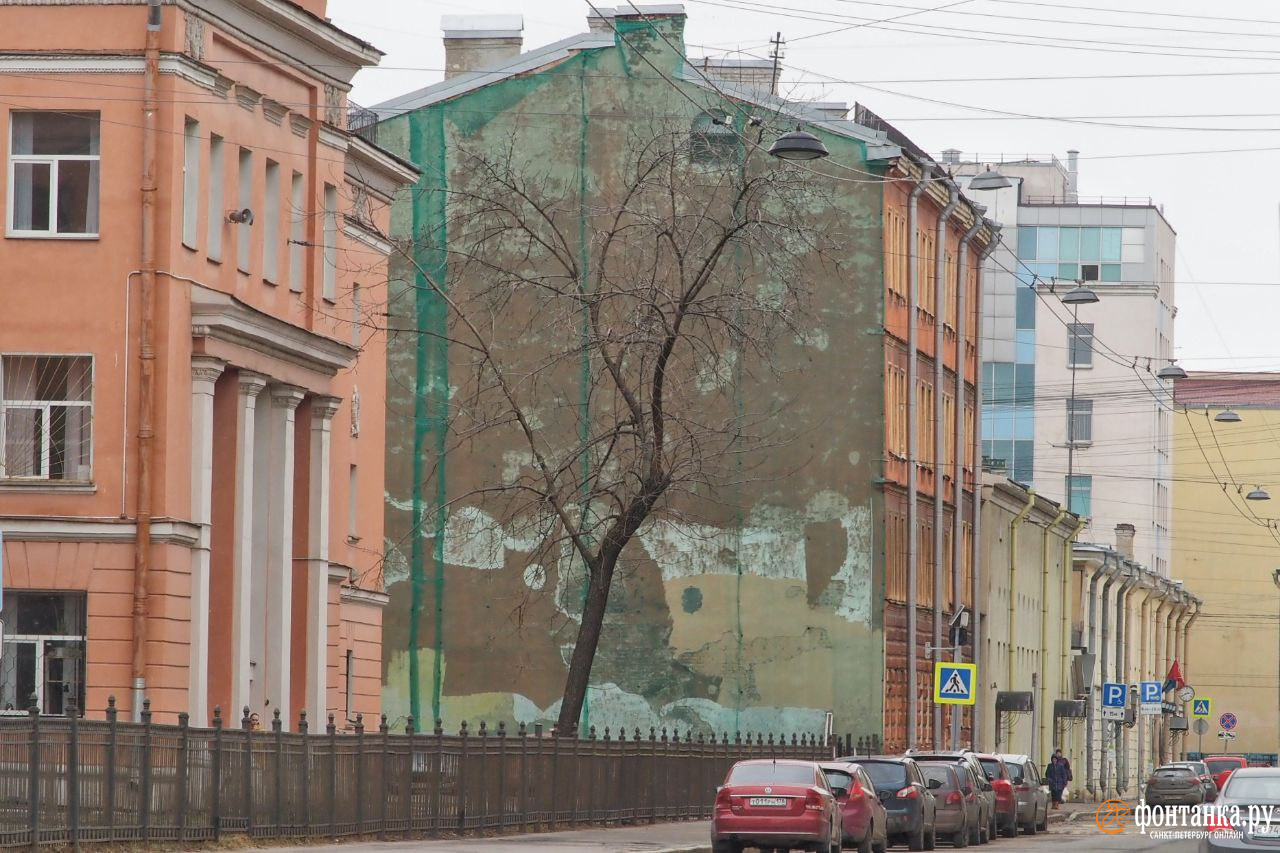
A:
[298,711,310,837]
[272,709,283,836]
[518,723,528,834]
[496,722,507,831]
[105,697,117,840]
[403,716,416,834]
[139,699,153,842]
[176,712,190,844]
[477,722,487,829]
[242,706,254,837]
[68,699,80,852]
[354,713,365,836]
[211,706,223,841]
[547,724,558,830]
[457,721,469,833]
[327,713,337,841]
[27,696,38,853]
[432,719,444,834]
[379,714,389,840]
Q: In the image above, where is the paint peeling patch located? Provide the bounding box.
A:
[794,328,830,351]
[681,586,703,613]
[523,563,546,590]
[695,350,737,393]
[848,451,861,467]
[440,506,505,569]
[502,449,533,484]
[383,539,409,586]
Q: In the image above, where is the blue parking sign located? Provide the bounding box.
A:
[1140,682,1162,703]
[1102,683,1127,708]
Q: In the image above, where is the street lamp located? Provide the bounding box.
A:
[968,168,1012,190]
[1215,409,1243,423]
[1156,362,1188,380]
[1061,285,1100,306]
[768,125,829,160]
[1248,486,1272,501]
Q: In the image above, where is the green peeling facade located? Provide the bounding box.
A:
[376,12,891,741]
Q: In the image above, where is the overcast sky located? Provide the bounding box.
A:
[328,0,1280,372]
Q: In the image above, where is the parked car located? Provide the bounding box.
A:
[1204,755,1250,794]
[821,762,889,853]
[855,756,937,851]
[1146,764,1207,809]
[999,754,1050,834]
[975,753,1019,838]
[1202,766,1280,851]
[905,749,994,844]
[711,759,842,853]
[1170,760,1220,803]
[919,762,977,848]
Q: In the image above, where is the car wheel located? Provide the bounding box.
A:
[925,827,936,850]
[1001,816,1019,838]
[968,817,981,846]
[710,842,738,853]
[1036,807,1049,833]
[989,815,998,841]
[1022,816,1037,836]
[953,819,969,848]
[908,825,926,851]
[856,824,872,853]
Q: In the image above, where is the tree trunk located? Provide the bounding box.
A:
[556,562,614,735]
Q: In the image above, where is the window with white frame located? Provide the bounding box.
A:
[0,355,93,481]
[8,112,100,237]
[1066,398,1093,444]
[182,117,200,248]
[323,182,338,301]
[207,134,224,261]
[237,147,252,272]
[263,159,280,283]
[289,171,304,292]
[0,592,86,715]
[1067,323,1094,368]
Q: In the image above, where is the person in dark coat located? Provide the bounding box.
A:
[1046,751,1072,808]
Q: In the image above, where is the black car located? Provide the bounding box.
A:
[849,756,938,851]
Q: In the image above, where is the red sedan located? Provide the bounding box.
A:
[712,759,842,853]
[821,761,889,853]
[975,753,1019,838]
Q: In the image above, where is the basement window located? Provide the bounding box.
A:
[8,112,100,238]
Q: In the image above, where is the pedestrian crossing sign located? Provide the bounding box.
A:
[934,662,977,705]
[1192,698,1212,719]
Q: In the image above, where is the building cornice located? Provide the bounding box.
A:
[345,135,420,201]
[0,516,200,547]
[0,52,217,90]
[190,282,357,377]
[341,586,389,608]
[342,219,393,255]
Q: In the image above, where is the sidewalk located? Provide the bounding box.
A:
[225,821,713,853]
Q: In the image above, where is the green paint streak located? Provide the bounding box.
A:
[577,58,592,736]
[407,107,451,726]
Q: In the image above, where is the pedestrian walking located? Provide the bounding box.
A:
[1046,749,1072,808]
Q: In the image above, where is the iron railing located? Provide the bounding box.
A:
[0,697,852,848]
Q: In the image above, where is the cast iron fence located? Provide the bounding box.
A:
[0,697,855,848]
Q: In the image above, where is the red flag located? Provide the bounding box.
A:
[1162,660,1185,693]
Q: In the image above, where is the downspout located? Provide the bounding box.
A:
[1114,565,1136,795]
[1163,593,1178,763]
[1000,489,1036,752]
[906,171,930,749]
[1151,584,1171,769]
[1136,577,1153,788]
[132,0,162,721]
[1183,597,1200,758]
[1085,555,1110,800]
[971,230,998,751]
[1172,594,1191,760]
[1061,518,1086,762]
[1098,553,1119,798]
[1038,507,1068,766]
[933,183,960,747]
[951,210,983,750]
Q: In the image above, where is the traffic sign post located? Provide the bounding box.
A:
[1194,718,1209,756]
[1140,681,1162,716]
[934,662,976,705]
[1102,682,1127,721]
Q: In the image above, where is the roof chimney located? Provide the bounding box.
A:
[1066,149,1079,203]
[1114,523,1135,560]
[587,6,616,32]
[809,101,848,121]
[695,57,779,98]
[442,15,524,80]
[941,148,961,165]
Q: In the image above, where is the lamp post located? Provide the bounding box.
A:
[1062,283,1099,515]
[1272,568,1280,752]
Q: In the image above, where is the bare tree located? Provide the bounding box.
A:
[388,120,838,733]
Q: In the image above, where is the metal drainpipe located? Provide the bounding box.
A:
[1085,555,1110,799]
[1136,577,1154,789]
[1037,507,1068,764]
[1163,593,1179,763]
[1172,594,1191,760]
[1183,598,1200,758]
[901,171,931,742]
[132,0,162,721]
[906,172,930,749]
[971,230,998,751]
[1098,553,1119,798]
[933,184,960,747]
[951,212,984,750]
[1151,584,1171,769]
[1061,519,1086,761]
[1000,490,1036,752]
[1114,565,1136,795]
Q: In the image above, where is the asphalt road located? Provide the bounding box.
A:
[944,824,1199,852]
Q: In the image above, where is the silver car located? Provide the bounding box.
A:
[998,754,1049,834]
[1200,766,1280,851]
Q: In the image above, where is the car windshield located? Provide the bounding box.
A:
[922,766,955,789]
[728,763,815,786]
[1225,775,1280,801]
[979,760,1002,780]
[824,770,854,792]
[1006,763,1025,783]
[1207,759,1241,775]
[863,762,909,787]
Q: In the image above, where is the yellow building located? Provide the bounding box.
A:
[1174,373,1280,762]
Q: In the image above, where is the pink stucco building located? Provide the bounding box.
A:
[0,0,415,727]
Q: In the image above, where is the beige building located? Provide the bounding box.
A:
[1173,373,1280,762]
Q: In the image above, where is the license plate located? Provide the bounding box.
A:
[1255,824,1280,837]
[749,797,787,807]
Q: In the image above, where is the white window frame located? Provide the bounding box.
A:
[289,171,305,292]
[323,182,338,302]
[1066,398,1093,445]
[207,134,224,261]
[182,118,200,249]
[0,353,94,482]
[1067,323,1094,369]
[7,111,100,239]
[263,159,280,283]
[237,147,252,273]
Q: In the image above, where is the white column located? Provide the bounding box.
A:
[232,371,268,716]
[189,356,225,725]
[306,396,342,719]
[264,384,305,728]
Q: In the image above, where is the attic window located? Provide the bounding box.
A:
[690,110,739,165]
